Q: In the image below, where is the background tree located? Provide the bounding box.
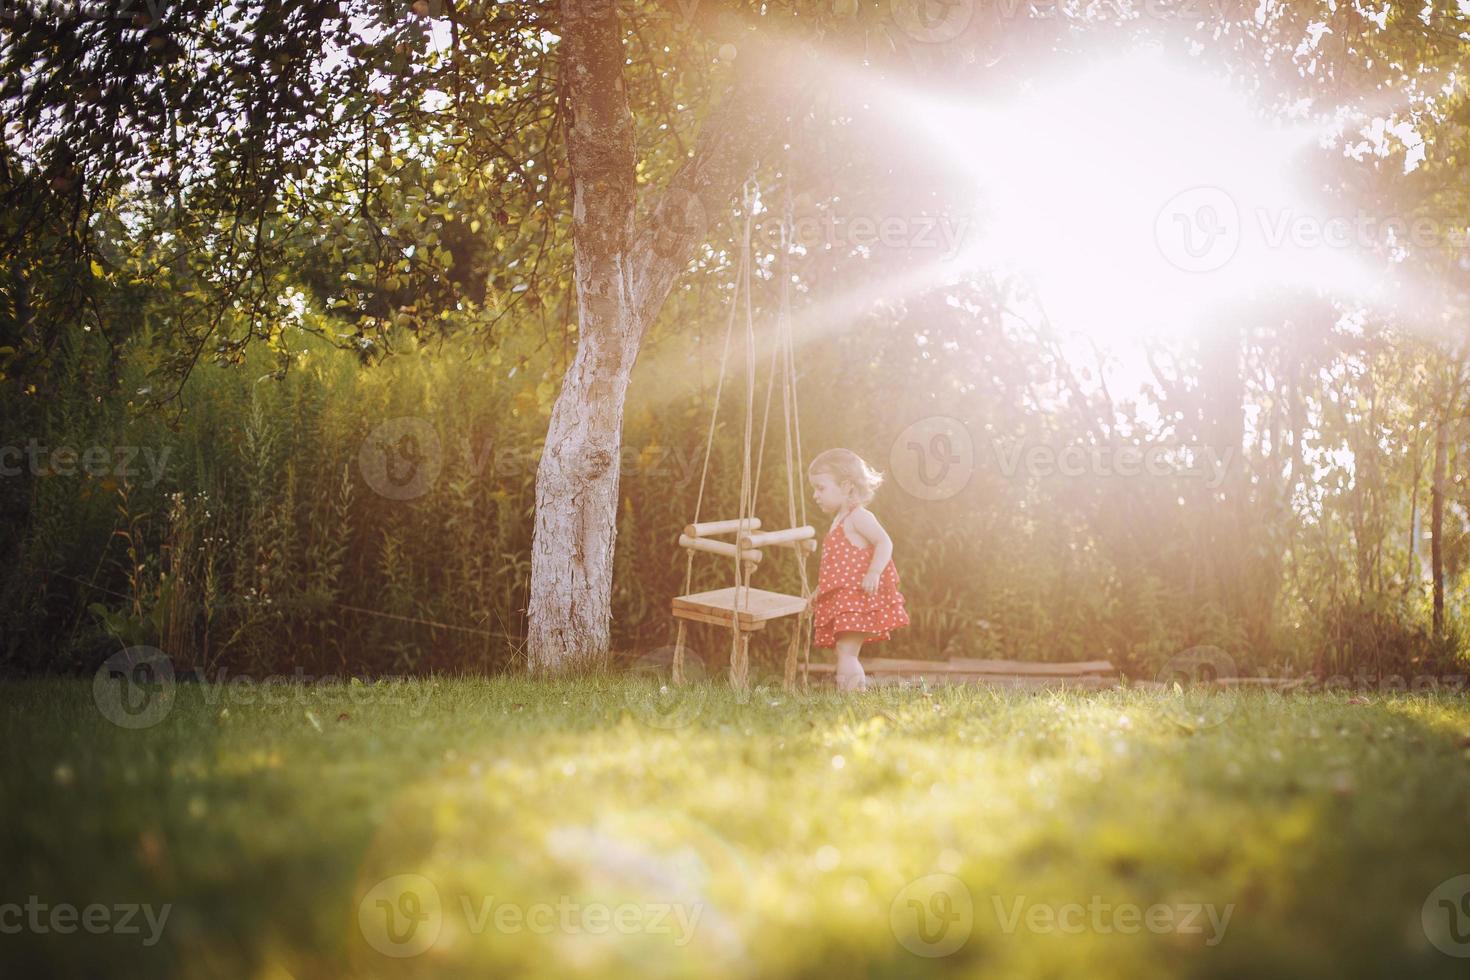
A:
[2,0,1468,680]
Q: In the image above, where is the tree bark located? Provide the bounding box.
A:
[527,1,819,676]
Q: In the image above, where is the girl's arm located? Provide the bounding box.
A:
[848,509,893,584]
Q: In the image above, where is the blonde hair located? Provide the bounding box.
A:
[808,448,885,506]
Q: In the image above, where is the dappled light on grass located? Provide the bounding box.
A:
[332,682,1470,976]
[3,679,1470,977]
[350,784,754,977]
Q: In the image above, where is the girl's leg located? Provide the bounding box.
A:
[834,631,868,691]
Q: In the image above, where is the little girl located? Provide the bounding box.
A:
[807,448,910,691]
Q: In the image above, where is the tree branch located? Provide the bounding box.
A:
[627,23,820,331]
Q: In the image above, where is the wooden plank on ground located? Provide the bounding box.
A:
[802,657,1115,676]
[946,657,1117,676]
[804,660,951,673]
[1213,677,1312,689]
[808,672,1118,690]
[802,664,1118,690]
[1133,677,1311,690]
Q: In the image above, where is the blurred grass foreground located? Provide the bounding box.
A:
[3,676,1470,979]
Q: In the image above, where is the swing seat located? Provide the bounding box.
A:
[671,586,809,631]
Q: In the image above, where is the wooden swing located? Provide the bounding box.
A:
[671,181,816,692]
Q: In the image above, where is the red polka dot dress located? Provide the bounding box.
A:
[812,506,910,648]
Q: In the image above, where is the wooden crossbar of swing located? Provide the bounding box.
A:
[677,534,763,563]
[683,517,763,538]
[738,525,815,550]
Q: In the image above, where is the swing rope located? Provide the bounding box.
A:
[677,177,813,691]
[778,182,815,688]
[732,181,759,690]
[680,201,749,598]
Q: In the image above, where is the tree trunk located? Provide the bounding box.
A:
[528,316,641,675]
[526,0,639,677]
[527,2,819,676]
[1430,365,1465,639]
[1431,401,1446,638]
[1407,475,1419,589]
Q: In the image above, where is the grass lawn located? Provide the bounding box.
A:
[3,674,1470,978]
